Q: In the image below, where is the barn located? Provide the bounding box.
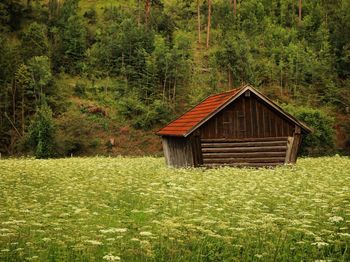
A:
[156,85,311,168]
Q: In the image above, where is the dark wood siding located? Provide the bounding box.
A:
[201,137,288,167]
[162,136,194,167]
[199,93,295,139]
[190,133,203,167]
[162,135,203,167]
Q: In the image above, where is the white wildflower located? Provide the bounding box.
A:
[103,254,121,261]
[106,238,116,242]
[140,231,153,236]
[85,240,103,246]
[329,216,344,223]
[311,242,329,248]
[100,228,127,234]
[337,232,350,237]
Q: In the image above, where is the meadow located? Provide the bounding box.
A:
[0,157,349,261]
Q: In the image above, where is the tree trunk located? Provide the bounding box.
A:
[163,59,168,102]
[228,69,232,88]
[145,0,151,25]
[21,91,25,136]
[173,68,177,109]
[12,79,16,125]
[298,0,302,25]
[206,0,211,49]
[137,0,141,26]
[234,0,237,17]
[197,0,201,45]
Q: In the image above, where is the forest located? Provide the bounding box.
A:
[0,0,349,157]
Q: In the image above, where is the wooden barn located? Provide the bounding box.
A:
[156,85,311,168]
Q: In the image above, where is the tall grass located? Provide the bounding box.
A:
[0,156,349,261]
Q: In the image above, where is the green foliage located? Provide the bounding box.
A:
[0,35,9,83]
[57,0,79,27]
[0,0,24,31]
[91,17,154,81]
[239,0,265,34]
[282,104,335,156]
[15,64,32,89]
[328,0,350,78]
[28,103,56,158]
[27,56,52,103]
[21,22,49,60]
[344,119,350,155]
[61,15,87,73]
[74,81,87,97]
[118,95,171,130]
[83,8,97,24]
[54,108,111,156]
[146,31,192,100]
[213,31,254,86]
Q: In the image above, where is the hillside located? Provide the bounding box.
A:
[0,0,349,157]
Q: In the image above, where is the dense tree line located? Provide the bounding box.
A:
[0,0,349,157]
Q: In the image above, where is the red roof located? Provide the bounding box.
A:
[156,88,242,136]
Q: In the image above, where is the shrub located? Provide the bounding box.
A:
[89,138,100,149]
[74,81,87,97]
[343,119,350,155]
[54,110,92,156]
[83,8,97,24]
[282,104,335,156]
[118,96,171,130]
[27,103,56,158]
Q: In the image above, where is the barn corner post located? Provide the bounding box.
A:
[161,136,171,166]
[286,125,302,164]
[190,130,203,167]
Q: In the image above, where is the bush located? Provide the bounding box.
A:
[118,96,171,130]
[27,103,56,158]
[54,110,92,156]
[282,104,335,156]
[342,119,350,155]
[83,8,97,24]
[74,81,87,97]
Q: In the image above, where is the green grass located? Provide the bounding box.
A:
[0,157,350,261]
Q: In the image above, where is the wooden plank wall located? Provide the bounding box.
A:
[199,93,295,139]
[190,134,203,167]
[201,137,289,167]
[162,136,194,167]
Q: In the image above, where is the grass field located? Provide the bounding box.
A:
[0,157,349,261]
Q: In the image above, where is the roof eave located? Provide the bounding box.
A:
[155,133,186,137]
